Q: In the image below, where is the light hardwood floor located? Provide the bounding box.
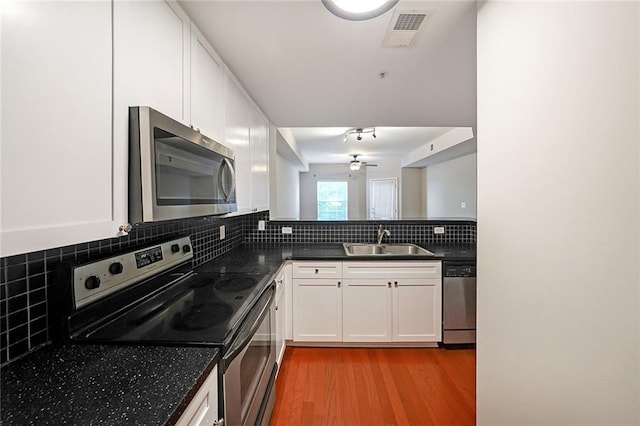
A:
[270,347,476,426]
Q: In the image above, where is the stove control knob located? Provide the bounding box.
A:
[85,275,101,290]
[171,244,180,254]
[182,245,191,253]
[109,262,123,275]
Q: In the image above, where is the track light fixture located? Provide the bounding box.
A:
[344,127,376,143]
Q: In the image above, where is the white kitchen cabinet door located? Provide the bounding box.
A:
[0,1,120,257]
[224,72,251,213]
[249,105,269,211]
[293,279,342,342]
[111,0,189,234]
[113,0,188,124]
[284,262,293,341]
[175,365,219,426]
[190,24,224,142]
[275,275,286,369]
[343,279,392,342]
[393,278,442,342]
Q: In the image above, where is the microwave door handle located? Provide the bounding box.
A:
[219,158,236,202]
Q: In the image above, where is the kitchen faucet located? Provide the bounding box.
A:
[377,225,391,244]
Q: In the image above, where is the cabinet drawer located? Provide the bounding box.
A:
[342,261,441,279]
[293,261,342,279]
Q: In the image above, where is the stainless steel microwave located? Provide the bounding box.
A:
[129,106,236,223]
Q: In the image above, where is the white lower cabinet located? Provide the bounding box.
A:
[393,278,441,342]
[343,279,393,342]
[343,261,442,343]
[274,267,286,368]
[292,261,442,344]
[343,277,441,343]
[284,262,293,341]
[293,278,343,342]
[176,365,219,426]
[292,261,343,341]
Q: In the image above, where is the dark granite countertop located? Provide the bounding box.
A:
[0,344,219,425]
[195,242,476,275]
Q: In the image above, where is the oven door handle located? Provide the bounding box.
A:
[222,283,275,367]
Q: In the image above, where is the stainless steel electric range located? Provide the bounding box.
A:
[50,236,277,426]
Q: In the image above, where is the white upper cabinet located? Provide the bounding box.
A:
[1,1,118,257]
[113,0,188,124]
[224,71,252,213]
[250,105,270,212]
[1,1,268,256]
[190,24,224,142]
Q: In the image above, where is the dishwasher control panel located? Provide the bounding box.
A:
[444,264,476,277]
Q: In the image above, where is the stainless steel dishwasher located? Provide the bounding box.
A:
[442,262,476,345]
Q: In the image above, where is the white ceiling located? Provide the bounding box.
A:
[288,126,453,164]
[180,0,477,163]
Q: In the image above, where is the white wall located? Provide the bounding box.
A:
[273,153,300,220]
[477,2,639,424]
[299,164,366,220]
[425,153,476,218]
[401,168,425,219]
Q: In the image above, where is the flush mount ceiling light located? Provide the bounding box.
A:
[343,127,376,143]
[322,0,399,21]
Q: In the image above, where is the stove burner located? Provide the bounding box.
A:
[171,302,233,331]
[215,276,257,292]
[188,276,212,289]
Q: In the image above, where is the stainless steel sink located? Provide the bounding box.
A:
[343,243,435,256]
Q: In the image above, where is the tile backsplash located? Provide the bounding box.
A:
[0,211,475,366]
[0,212,253,366]
[245,212,476,245]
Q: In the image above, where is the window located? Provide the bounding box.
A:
[317,181,348,220]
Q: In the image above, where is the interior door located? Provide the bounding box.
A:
[369,178,398,220]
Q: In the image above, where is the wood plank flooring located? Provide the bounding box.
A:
[270,347,476,426]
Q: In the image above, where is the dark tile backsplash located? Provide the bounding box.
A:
[245,211,476,245]
[0,212,252,367]
[0,210,475,366]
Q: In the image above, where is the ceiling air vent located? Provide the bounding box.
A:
[382,9,429,48]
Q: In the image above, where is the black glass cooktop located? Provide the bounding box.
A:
[78,272,272,347]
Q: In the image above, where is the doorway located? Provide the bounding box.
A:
[368,178,397,220]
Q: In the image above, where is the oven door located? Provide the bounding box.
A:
[222,284,276,426]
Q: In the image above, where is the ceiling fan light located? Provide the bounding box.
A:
[350,161,361,171]
[322,0,398,21]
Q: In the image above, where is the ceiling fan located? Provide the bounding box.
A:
[349,154,377,171]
